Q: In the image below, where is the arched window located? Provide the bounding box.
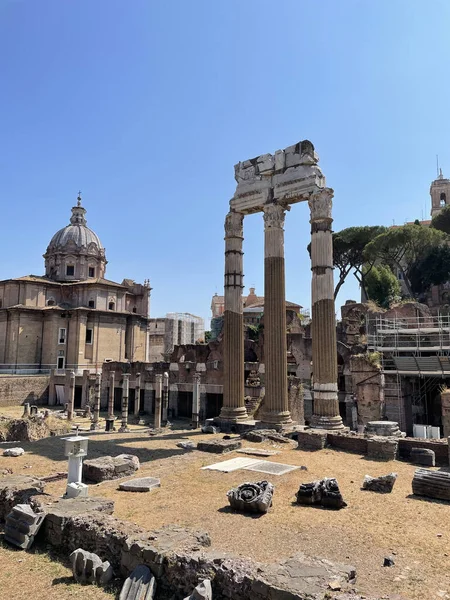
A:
[132,307,137,313]
[109,301,115,311]
[440,192,446,207]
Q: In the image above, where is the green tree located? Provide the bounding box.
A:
[409,245,450,298]
[364,224,448,297]
[204,330,212,343]
[364,265,401,308]
[431,205,450,234]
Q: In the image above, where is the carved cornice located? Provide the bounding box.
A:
[263,203,289,230]
[224,211,244,238]
[308,188,333,222]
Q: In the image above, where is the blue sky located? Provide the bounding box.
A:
[1,0,450,326]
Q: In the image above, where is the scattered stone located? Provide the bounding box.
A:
[297,429,328,450]
[83,454,140,483]
[227,480,274,514]
[295,477,347,509]
[197,439,242,454]
[3,448,25,457]
[183,579,212,600]
[70,548,113,585]
[366,437,398,461]
[201,425,219,434]
[412,468,450,501]
[328,580,342,591]
[1,468,13,475]
[0,475,45,521]
[4,503,46,549]
[39,472,67,483]
[411,447,435,467]
[362,473,397,494]
[118,477,161,492]
[244,430,269,443]
[383,556,395,567]
[119,564,156,600]
[177,441,196,450]
[236,448,280,457]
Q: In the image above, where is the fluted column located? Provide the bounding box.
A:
[91,373,101,430]
[67,370,75,421]
[192,372,201,429]
[119,373,130,432]
[108,371,115,419]
[154,374,162,429]
[134,372,141,417]
[309,188,344,429]
[220,211,248,421]
[260,203,292,427]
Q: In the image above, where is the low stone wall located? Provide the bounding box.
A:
[0,476,359,600]
[398,437,449,467]
[0,375,50,407]
[327,433,368,454]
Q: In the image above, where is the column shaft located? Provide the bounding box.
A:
[162,372,169,425]
[154,374,162,429]
[309,189,344,430]
[220,211,248,421]
[108,371,115,418]
[67,371,75,421]
[192,373,201,429]
[119,374,130,432]
[260,204,291,427]
[134,373,141,417]
[91,373,101,430]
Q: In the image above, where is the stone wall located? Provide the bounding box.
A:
[398,437,449,466]
[327,433,369,454]
[349,355,384,425]
[0,375,50,406]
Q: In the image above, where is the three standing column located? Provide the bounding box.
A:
[309,189,344,430]
[260,203,292,427]
[220,211,248,422]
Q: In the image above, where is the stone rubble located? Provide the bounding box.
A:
[197,439,242,454]
[3,447,25,457]
[227,480,274,514]
[362,473,398,494]
[176,441,196,450]
[118,477,161,493]
[296,477,347,509]
[70,547,113,585]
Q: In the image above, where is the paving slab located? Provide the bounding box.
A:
[118,477,161,492]
[202,457,261,473]
[236,448,280,457]
[243,460,300,476]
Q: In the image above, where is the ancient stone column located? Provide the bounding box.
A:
[192,373,201,429]
[90,373,101,430]
[67,370,75,421]
[134,372,141,417]
[260,203,292,427]
[220,211,248,422]
[154,374,162,429]
[119,374,130,432]
[108,371,115,419]
[162,372,169,425]
[309,188,344,430]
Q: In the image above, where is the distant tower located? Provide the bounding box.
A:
[430,168,450,217]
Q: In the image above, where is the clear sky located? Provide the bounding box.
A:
[2,0,450,326]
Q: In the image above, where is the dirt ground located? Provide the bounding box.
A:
[0,408,449,600]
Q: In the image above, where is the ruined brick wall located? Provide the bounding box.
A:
[0,375,50,406]
[350,356,384,425]
[327,433,368,454]
[398,437,448,466]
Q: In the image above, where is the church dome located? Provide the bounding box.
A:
[44,194,107,282]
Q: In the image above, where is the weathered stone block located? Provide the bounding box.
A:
[83,454,140,482]
[297,429,328,450]
[227,480,274,514]
[197,439,241,454]
[3,447,25,457]
[367,437,398,461]
[119,478,160,492]
[362,473,397,493]
[4,503,46,549]
[365,421,403,437]
[0,475,45,521]
[411,447,435,467]
[70,548,113,585]
[295,477,347,509]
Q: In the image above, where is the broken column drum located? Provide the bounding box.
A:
[309,190,344,429]
[260,203,292,426]
[120,374,130,432]
[154,374,162,429]
[220,210,248,422]
[221,140,341,428]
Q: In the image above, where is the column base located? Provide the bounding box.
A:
[219,406,248,422]
[259,410,292,428]
[310,414,345,430]
[89,422,101,431]
[118,425,130,433]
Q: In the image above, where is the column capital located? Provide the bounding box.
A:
[308,188,334,222]
[263,203,289,230]
[225,211,244,238]
[155,373,162,383]
[193,372,201,383]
